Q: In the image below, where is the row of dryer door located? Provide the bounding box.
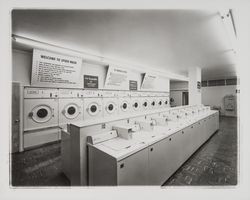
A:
[24,87,170,132]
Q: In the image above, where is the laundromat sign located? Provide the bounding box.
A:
[31,49,82,88]
[104,65,129,90]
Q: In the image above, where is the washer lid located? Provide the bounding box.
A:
[102,138,137,151]
[29,105,53,123]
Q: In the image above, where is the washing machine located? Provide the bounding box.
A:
[117,91,131,115]
[23,87,59,148]
[24,87,59,131]
[102,90,119,118]
[83,90,103,120]
[140,92,150,112]
[58,89,84,129]
[130,92,141,113]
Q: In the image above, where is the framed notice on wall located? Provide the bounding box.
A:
[104,65,129,90]
[141,73,157,90]
[31,49,82,88]
[84,75,98,89]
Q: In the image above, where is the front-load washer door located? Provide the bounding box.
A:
[142,99,149,110]
[87,102,101,117]
[63,103,80,119]
[132,99,140,111]
[158,99,163,108]
[120,100,129,113]
[106,102,115,114]
[31,105,53,123]
[24,99,59,131]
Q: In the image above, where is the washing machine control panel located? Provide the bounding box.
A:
[58,89,83,98]
[83,90,103,97]
[24,88,58,98]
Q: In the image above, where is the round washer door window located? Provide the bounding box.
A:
[87,103,100,116]
[63,104,80,119]
[143,101,148,108]
[121,101,128,112]
[133,101,139,110]
[30,105,52,123]
[106,102,116,114]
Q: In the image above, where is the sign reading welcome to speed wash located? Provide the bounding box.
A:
[31,49,82,88]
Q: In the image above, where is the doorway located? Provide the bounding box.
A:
[182,91,189,105]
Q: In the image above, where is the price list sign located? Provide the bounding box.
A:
[31,49,82,88]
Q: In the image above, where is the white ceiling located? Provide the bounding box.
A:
[12,10,237,80]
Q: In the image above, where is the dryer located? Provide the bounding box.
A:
[83,90,103,120]
[23,87,59,148]
[58,89,84,130]
[102,90,119,118]
[117,91,131,115]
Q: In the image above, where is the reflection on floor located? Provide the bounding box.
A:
[11,116,237,186]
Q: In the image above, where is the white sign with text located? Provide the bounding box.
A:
[31,49,82,88]
[104,65,129,90]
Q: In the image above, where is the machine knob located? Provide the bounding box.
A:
[28,112,33,117]
[150,147,153,151]
[169,138,172,141]
[120,163,124,168]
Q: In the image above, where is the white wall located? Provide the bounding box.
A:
[12,49,170,92]
[202,85,238,116]
[170,81,188,90]
[188,67,201,105]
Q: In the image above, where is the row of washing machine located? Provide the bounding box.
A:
[23,87,169,149]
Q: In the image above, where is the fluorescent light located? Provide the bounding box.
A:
[12,34,104,63]
[219,9,237,51]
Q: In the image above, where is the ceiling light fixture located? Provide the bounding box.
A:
[219,9,237,52]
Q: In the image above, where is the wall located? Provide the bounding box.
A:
[12,49,169,92]
[188,67,201,105]
[202,85,238,116]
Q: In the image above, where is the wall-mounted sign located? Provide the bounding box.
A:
[104,65,129,90]
[129,80,138,90]
[31,49,82,88]
[141,73,157,90]
[84,75,98,89]
[197,81,201,89]
[197,81,201,93]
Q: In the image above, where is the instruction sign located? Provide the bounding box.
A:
[141,73,157,90]
[104,65,129,90]
[129,80,138,90]
[84,75,98,89]
[31,49,82,88]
